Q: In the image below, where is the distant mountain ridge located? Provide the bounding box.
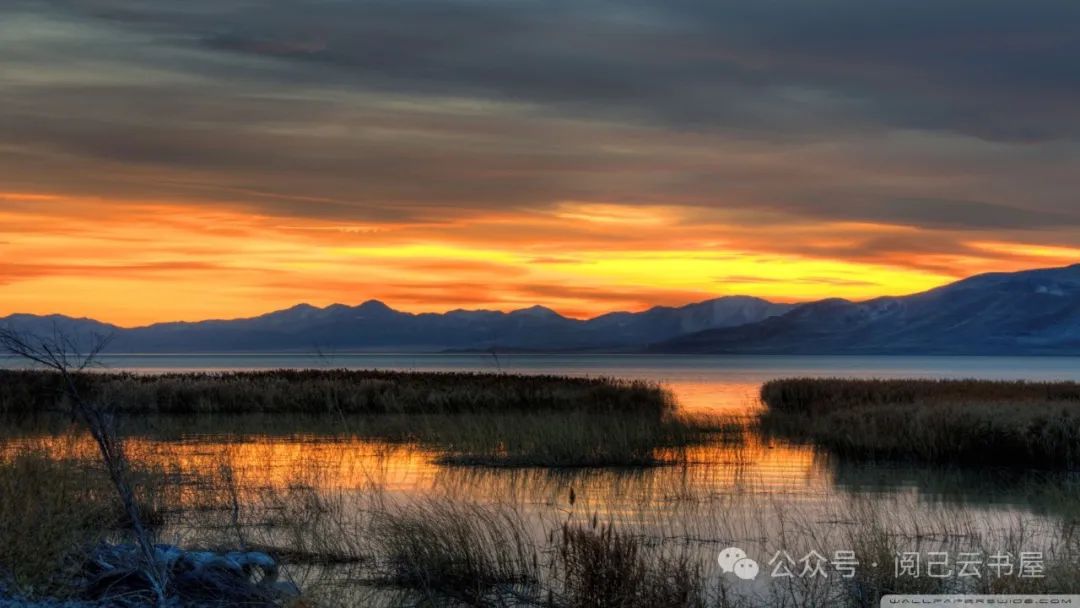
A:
[651,263,1080,355]
[0,295,793,353]
[4,263,1080,354]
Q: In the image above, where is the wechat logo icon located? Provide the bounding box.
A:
[718,547,760,581]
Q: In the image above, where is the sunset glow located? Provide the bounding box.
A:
[2,0,1078,325]
[2,192,1075,326]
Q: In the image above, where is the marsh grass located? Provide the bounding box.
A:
[0,369,722,468]
[333,489,1080,607]
[366,411,739,467]
[5,373,1080,605]
[0,452,114,596]
[554,520,705,608]
[0,449,175,598]
[0,369,672,416]
[368,499,540,605]
[354,495,709,607]
[761,378,1080,414]
[4,435,1080,607]
[760,378,1080,469]
[3,409,738,470]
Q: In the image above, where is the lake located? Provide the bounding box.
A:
[6,354,1080,602]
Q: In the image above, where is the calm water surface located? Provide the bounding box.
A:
[22,353,1080,476]
[19,354,1079,506]
[7,354,1080,585]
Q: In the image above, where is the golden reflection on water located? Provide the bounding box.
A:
[665,381,764,414]
[2,427,823,506]
[0,379,1069,528]
[0,379,783,499]
[3,374,1075,602]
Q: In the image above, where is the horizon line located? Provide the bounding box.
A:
[6,261,1075,330]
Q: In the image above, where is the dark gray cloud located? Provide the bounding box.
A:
[751,198,1080,231]
[47,0,1076,140]
[1,0,1078,231]
[860,199,1080,230]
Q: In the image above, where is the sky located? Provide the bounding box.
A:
[2,0,1079,326]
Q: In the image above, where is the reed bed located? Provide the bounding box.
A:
[359,411,738,467]
[0,369,672,416]
[141,464,1080,606]
[760,378,1080,469]
[0,368,734,467]
[761,377,1080,413]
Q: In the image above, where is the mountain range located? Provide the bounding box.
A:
[3,263,1080,355]
[654,263,1080,355]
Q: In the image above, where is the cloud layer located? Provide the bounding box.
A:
[2,0,1079,322]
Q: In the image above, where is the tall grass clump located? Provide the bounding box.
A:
[0,452,114,596]
[760,378,1080,469]
[368,500,540,606]
[554,520,705,608]
[365,499,707,607]
[0,449,173,599]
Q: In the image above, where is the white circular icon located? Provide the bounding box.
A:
[733,557,760,580]
[717,547,748,573]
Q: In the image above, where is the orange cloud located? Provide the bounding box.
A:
[0,192,1073,326]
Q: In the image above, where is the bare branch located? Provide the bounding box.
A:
[0,325,166,603]
[0,325,113,373]
[81,332,115,371]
